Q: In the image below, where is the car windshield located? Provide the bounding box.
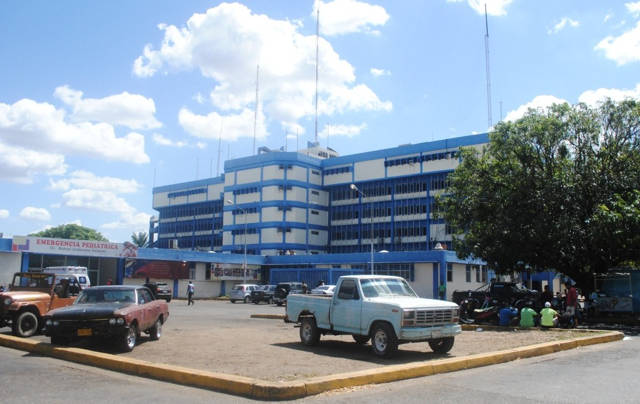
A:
[11,273,54,290]
[75,288,136,304]
[232,285,243,291]
[360,278,417,298]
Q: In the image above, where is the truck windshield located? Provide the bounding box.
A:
[360,278,417,298]
[11,273,54,290]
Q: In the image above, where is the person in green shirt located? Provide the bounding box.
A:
[540,302,559,328]
[519,306,538,328]
[438,281,446,300]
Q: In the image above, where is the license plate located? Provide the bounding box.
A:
[77,328,92,336]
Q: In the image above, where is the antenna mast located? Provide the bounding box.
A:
[484,4,493,128]
[314,8,320,144]
[253,64,259,155]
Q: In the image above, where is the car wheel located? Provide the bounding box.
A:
[370,322,398,358]
[299,317,320,346]
[428,337,455,354]
[253,299,259,304]
[149,318,162,341]
[244,296,250,304]
[352,335,370,344]
[13,311,39,338]
[120,323,138,352]
[165,298,172,303]
[276,301,283,306]
[230,300,236,304]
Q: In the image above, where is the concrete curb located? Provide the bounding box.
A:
[0,330,623,400]
[250,314,286,320]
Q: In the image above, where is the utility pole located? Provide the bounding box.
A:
[484,4,493,128]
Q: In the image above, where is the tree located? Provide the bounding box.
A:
[131,232,148,247]
[30,224,109,241]
[439,100,640,288]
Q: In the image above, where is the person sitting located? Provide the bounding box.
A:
[540,302,559,328]
[519,306,538,328]
[498,306,518,326]
[54,279,70,298]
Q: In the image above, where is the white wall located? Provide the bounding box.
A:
[288,166,307,182]
[287,186,307,202]
[262,207,283,222]
[309,169,322,185]
[287,207,307,223]
[262,186,282,201]
[308,230,328,245]
[262,165,283,181]
[411,263,434,299]
[354,159,385,182]
[309,189,328,206]
[237,193,260,204]
[0,251,21,287]
[308,209,328,226]
[261,228,281,243]
[237,168,261,184]
[285,228,307,243]
[323,171,352,186]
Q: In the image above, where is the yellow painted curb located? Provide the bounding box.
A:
[250,314,286,320]
[0,330,623,400]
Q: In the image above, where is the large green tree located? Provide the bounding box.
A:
[440,100,640,288]
[30,224,109,241]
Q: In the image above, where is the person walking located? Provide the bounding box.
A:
[187,280,195,305]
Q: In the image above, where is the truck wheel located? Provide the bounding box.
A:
[149,318,162,341]
[353,335,370,344]
[120,323,138,352]
[370,322,398,358]
[429,337,455,354]
[299,317,320,346]
[13,311,39,338]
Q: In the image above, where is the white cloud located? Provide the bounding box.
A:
[312,0,389,36]
[595,21,640,65]
[54,85,161,130]
[153,133,187,148]
[504,95,568,122]
[134,3,391,139]
[61,189,133,214]
[0,209,8,219]
[20,207,51,222]
[319,123,367,138]
[604,13,613,23]
[627,1,640,18]
[578,83,640,106]
[446,0,513,16]
[102,211,151,232]
[548,17,580,35]
[0,143,67,184]
[0,99,150,170]
[193,93,206,104]
[49,170,141,194]
[370,67,390,77]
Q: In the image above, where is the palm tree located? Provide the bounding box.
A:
[131,232,148,247]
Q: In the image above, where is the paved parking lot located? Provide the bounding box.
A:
[10,299,594,381]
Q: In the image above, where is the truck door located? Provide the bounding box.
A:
[331,279,362,334]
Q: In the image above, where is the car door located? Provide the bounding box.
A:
[330,279,363,334]
[137,288,155,329]
[49,277,77,310]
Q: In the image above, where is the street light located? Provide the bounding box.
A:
[226,199,248,283]
[350,184,374,275]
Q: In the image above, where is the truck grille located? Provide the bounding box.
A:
[415,309,456,326]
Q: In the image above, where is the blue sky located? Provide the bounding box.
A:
[1,0,639,242]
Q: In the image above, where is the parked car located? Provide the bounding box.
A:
[273,282,305,306]
[251,285,277,304]
[230,284,259,303]
[286,275,461,358]
[42,285,169,352]
[0,272,81,337]
[143,282,173,302]
[310,285,335,296]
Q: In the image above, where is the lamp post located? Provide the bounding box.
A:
[226,200,248,283]
[350,184,374,275]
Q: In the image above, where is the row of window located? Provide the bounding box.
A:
[329,174,450,201]
[167,188,207,199]
[232,187,259,195]
[231,228,258,235]
[329,242,432,254]
[156,235,222,249]
[158,218,223,234]
[324,166,352,176]
[158,201,223,219]
[232,207,258,215]
[330,221,429,241]
[384,151,460,167]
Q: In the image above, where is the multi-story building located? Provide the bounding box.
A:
[151,134,488,256]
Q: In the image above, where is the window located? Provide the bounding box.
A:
[474,265,480,282]
[481,266,488,283]
[205,263,212,280]
[311,190,319,195]
[465,265,471,282]
[312,170,320,175]
[311,230,319,235]
[311,210,319,215]
[447,263,453,282]
[337,279,359,300]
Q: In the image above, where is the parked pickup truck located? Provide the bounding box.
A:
[285,275,461,358]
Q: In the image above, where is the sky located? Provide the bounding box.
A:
[1,0,639,243]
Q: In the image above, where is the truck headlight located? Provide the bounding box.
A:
[3,297,11,306]
[402,310,416,327]
[452,308,459,323]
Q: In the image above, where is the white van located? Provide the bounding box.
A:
[43,266,91,289]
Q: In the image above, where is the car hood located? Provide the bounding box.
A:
[47,302,134,319]
[366,296,459,310]
[1,291,50,302]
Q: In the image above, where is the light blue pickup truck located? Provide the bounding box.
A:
[285,275,461,357]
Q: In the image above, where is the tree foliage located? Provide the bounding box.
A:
[30,224,109,241]
[440,100,640,287]
[130,232,148,247]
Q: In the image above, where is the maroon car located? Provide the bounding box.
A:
[42,285,169,352]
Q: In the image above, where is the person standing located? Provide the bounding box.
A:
[438,281,446,300]
[187,281,195,305]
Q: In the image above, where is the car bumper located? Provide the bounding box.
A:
[399,324,462,342]
[44,323,130,338]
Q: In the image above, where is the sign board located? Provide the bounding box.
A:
[11,236,138,258]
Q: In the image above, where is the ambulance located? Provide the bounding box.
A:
[42,266,91,289]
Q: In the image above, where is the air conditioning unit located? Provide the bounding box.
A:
[169,239,179,249]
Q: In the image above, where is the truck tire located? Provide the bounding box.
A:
[353,335,370,344]
[370,322,398,358]
[13,310,39,338]
[299,317,320,346]
[429,337,455,354]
